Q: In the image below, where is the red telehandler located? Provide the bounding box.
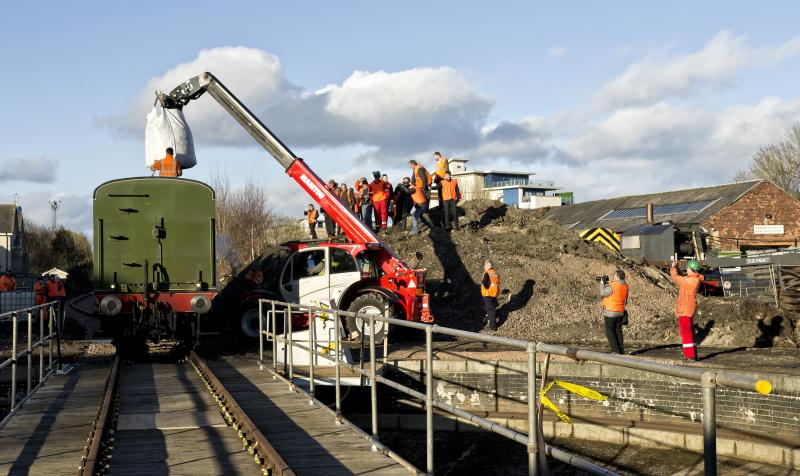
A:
[160,72,433,340]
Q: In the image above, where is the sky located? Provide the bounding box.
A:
[2,1,800,235]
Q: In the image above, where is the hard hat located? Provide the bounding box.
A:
[687,260,701,272]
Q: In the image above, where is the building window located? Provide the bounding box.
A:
[621,235,641,249]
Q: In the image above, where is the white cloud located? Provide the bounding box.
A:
[593,31,800,110]
[0,157,59,183]
[547,47,566,59]
[105,48,492,156]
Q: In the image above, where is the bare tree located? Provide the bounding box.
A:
[211,170,304,281]
[737,122,800,199]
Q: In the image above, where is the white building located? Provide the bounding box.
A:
[449,159,568,209]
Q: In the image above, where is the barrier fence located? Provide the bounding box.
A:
[256,299,772,476]
[0,302,62,429]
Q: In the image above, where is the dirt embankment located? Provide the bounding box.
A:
[381,200,798,349]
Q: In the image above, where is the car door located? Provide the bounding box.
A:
[328,248,361,307]
[279,248,331,306]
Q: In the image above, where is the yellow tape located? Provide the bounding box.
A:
[554,380,607,401]
[540,395,571,423]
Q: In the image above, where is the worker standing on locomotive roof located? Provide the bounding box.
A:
[0,269,16,292]
[150,147,182,177]
[433,151,448,185]
[304,204,318,239]
[369,171,390,230]
[599,270,628,354]
[481,261,501,331]
[408,160,435,235]
[670,258,704,362]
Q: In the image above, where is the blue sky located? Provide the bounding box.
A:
[2,1,800,233]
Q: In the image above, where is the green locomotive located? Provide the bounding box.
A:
[93,177,216,347]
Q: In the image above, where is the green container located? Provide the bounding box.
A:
[93,178,216,292]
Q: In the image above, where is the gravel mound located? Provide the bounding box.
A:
[381,200,798,348]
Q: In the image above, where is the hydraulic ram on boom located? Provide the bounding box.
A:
[160,72,433,324]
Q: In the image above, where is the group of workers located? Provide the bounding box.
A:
[305,152,462,238]
[599,259,704,361]
[0,269,65,305]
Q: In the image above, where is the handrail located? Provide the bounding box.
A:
[256,298,773,476]
[0,302,60,429]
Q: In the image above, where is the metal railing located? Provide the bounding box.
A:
[256,299,772,476]
[0,302,61,429]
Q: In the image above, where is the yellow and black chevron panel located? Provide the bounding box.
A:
[580,228,621,252]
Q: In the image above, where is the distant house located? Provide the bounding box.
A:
[449,158,566,209]
[42,268,69,280]
[0,204,25,272]
[544,180,800,260]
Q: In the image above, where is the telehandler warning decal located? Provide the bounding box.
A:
[580,228,621,252]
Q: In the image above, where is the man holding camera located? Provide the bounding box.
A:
[599,270,628,354]
[670,258,704,361]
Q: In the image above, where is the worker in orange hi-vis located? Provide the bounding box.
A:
[670,258,704,362]
[368,171,390,230]
[432,151,448,184]
[150,147,182,177]
[0,269,16,292]
[481,260,501,331]
[33,278,48,305]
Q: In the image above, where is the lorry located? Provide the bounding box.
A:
[159,72,434,341]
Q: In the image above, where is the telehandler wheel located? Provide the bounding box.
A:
[346,293,394,342]
[237,298,283,339]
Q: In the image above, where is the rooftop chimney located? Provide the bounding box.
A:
[646,203,654,224]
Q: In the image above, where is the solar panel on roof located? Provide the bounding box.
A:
[599,200,716,220]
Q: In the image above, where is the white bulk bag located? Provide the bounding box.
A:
[145,105,197,169]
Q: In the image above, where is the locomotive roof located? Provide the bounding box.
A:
[92,176,215,199]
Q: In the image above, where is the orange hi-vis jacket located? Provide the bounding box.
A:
[153,154,181,177]
[369,180,388,203]
[481,268,500,298]
[354,180,365,208]
[46,279,65,298]
[602,281,628,313]
[412,165,432,204]
[306,209,318,224]
[440,178,459,201]
[670,268,704,317]
[33,281,47,305]
[0,274,15,292]
[434,157,448,179]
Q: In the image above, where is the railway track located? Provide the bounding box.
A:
[77,351,292,476]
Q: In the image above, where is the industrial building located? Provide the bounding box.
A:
[544,180,800,263]
[449,158,569,209]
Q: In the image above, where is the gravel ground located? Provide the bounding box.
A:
[381,200,799,349]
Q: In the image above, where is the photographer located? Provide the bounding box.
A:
[598,270,628,354]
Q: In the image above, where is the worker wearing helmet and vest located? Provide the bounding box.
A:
[599,270,628,354]
[0,269,15,292]
[304,204,319,239]
[439,171,461,231]
[33,278,48,305]
[481,260,501,331]
[150,147,182,177]
[408,160,434,235]
[433,151,449,184]
[670,258,704,361]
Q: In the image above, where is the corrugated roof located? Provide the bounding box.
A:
[0,204,16,234]
[544,181,762,232]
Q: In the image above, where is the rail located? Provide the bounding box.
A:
[0,302,61,429]
[254,300,772,475]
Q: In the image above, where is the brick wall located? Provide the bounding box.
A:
[702,181,800,252]
[389,359,800,441]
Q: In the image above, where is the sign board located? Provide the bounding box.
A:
[753,224,784,235]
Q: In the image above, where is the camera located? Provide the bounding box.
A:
[595,275,609,283]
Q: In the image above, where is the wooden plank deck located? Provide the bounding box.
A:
[109,362,257,475]
[0,364,109,475]
[208,358,411,475]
